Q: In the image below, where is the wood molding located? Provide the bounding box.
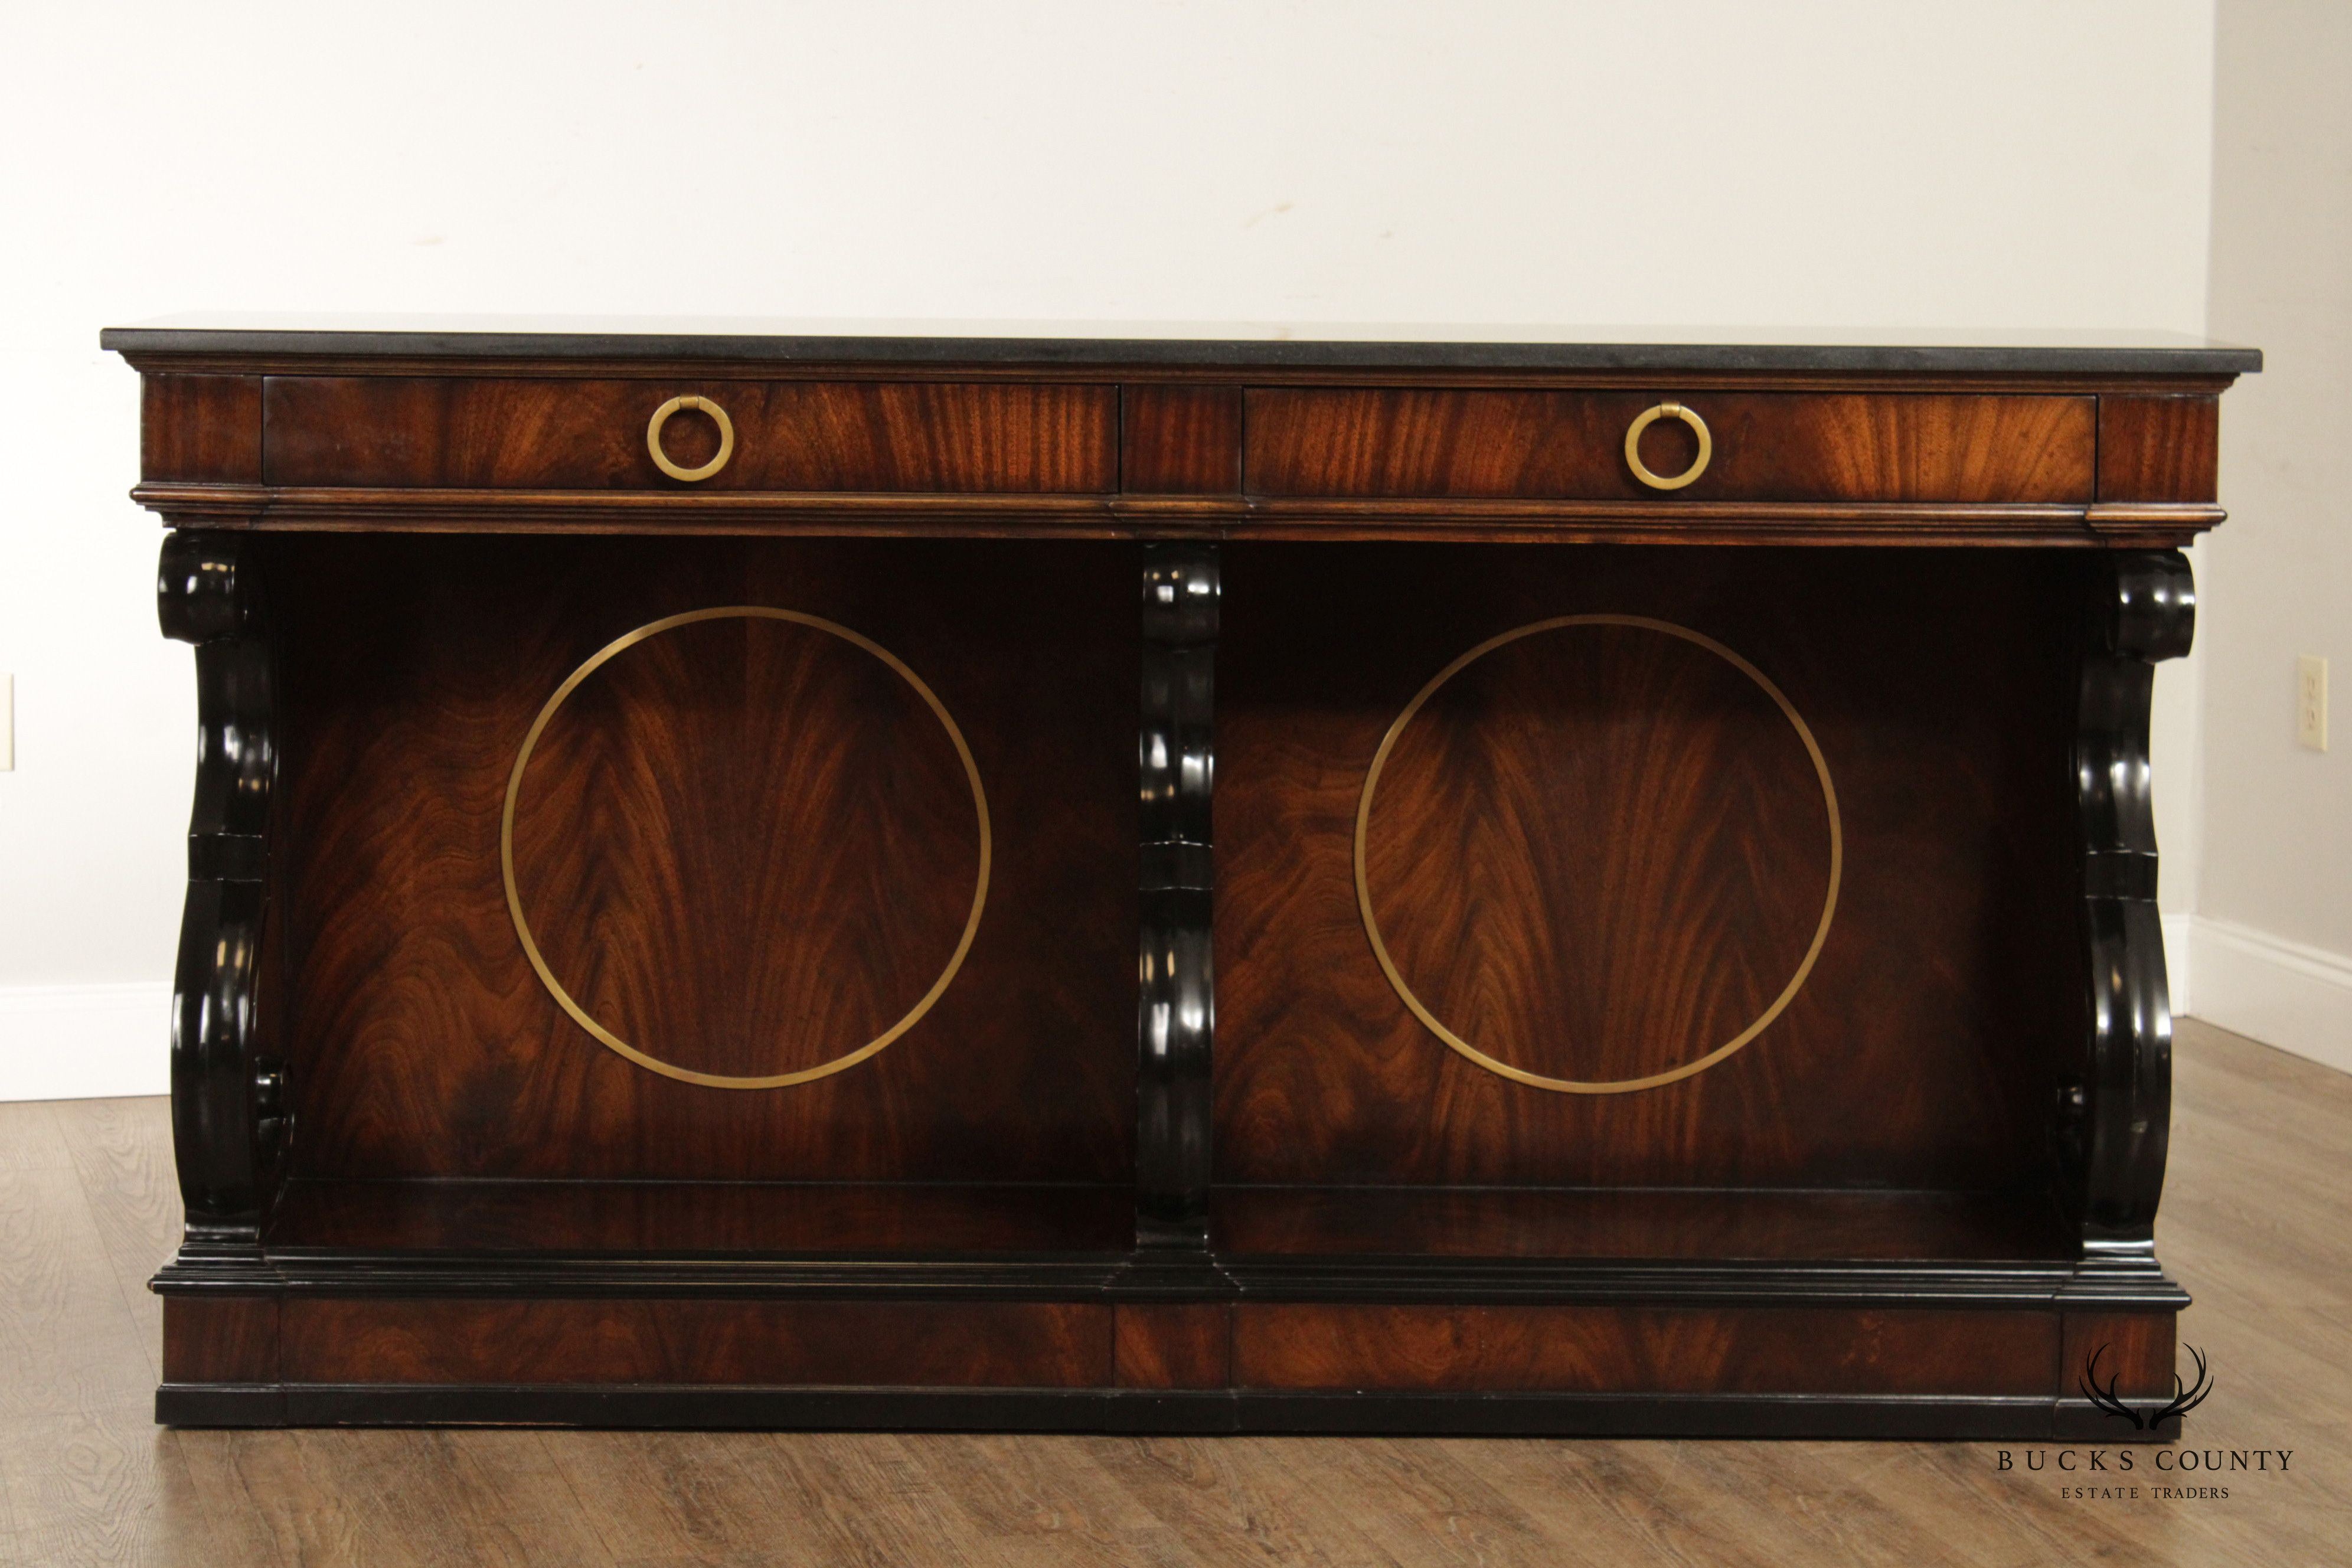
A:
[113,344,2250,394]
[128,484,2227,548]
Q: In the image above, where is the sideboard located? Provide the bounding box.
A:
[104,319,2257,1436]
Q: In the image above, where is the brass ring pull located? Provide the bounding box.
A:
[646,395,736,483]
[1623,401,1713,491]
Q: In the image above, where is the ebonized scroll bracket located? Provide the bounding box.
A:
[1133,543,1219,1269]
[157,531,286,1269]
[2062,548,2193,1275]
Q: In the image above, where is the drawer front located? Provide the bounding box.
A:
[1245,389,2096,503]
[262,377,1118,492]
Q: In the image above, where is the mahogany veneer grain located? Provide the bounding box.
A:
[141,374,261,482]
[265,1178,1135,1256]
[275,534,1136,1183]
[1244,390,2096,502]
[1121,385,1243,493]
[509,609,982,1086]
[263,377,1119,492]
[278,1299,1112,1387]
[1210,1187,2073,1262]
[161,1296,278,1384]
[2061,1309,2178,1401]
[1214,543,2079,1188]
[1231,1305,2057,1394]
[2098,394,2222,503]
[1113,1305,1234,1389]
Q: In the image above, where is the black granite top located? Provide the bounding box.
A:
[100,315,2262,375]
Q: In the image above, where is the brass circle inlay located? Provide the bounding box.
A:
[501,606,991,1090]
[1624,401,1713,490]
[1354,615,1840,1095]
[646,395,736,482]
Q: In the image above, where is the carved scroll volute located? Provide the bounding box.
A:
[1138,544,1218,1255]
[2066,550,2193,1265]
[158,531,284,1261]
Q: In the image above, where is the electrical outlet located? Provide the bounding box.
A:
[2299,655,2329,752]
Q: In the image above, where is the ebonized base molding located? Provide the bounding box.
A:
[153,1385,2182,1443]
[151,1258,2185,1307]
[155,1263,2187,1438]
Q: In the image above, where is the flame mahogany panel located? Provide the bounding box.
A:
[280,1299,1112,1387]
[1231,1305,2057,1394]
[275,533,1135,1181]
[162,1297,280,1383]
[1121,385,1243,493]
[1244,390,2095,502]
[508,612,981,1084]
[2096,394,2221,503]
[2062,1311,2178,1402]
[1211,1188,2070,1261]
[1113,1305,1234,1389]
[262,378,1118,492]
[1360,619,1831,1090]
[1214,542,2081,1187]
[142,374,263,482]
[265,1178,1133,1256]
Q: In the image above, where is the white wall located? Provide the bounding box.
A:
[2190,0,2352,1072]
[0,1,2221,1097]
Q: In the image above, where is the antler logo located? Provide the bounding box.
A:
[2080,1344,2215,1430]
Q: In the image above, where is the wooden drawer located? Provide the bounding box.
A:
[1244,389,2095,502]
[262,377,1118,492]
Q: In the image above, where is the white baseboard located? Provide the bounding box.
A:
[2183,916,2352,1077]
[0,981,172,1101]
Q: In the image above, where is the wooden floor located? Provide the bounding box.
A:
[3,1018,2346,1566]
